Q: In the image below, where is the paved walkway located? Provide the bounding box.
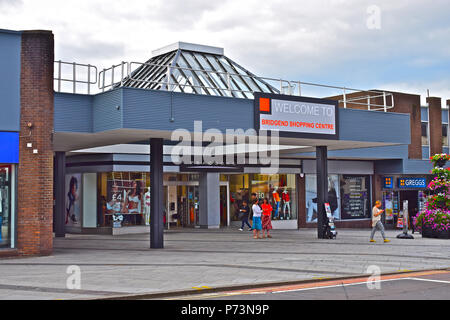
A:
[0,228,449,299]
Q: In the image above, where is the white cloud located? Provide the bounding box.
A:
[0,0,449,100]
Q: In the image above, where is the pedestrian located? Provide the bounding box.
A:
[261,198,273,238]
[238,200,252,231]
[370,200,390,243]
[251,199,263,239]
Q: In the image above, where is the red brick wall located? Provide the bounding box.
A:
[388,93,422,159]
[427,97,443,156]
[17,31,54,256]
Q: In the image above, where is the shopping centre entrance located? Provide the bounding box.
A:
[163,175,230,229]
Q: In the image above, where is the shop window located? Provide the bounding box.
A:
[340,175,371,220]
[305,174,340,222]
[0,165,13,248]
[98,172,150,227]
[228,174,297,221]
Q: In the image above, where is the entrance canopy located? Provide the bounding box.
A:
[54,87,410,153]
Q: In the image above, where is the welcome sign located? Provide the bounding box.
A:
[254,92,339,139]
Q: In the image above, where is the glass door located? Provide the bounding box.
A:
[0,166,11,248]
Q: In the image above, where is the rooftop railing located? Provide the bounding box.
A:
[54,60,395,112]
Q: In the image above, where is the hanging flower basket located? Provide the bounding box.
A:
[430,153,450,168]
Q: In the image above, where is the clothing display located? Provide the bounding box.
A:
[272,187,280,218]
[282,188,291,219]
[127,194,141,213]
[144,190,150,225]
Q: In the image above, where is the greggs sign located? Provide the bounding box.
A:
[254,92,339,139]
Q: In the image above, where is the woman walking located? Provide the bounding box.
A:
[261,198,273,238]
[370,200,390,243]
[251,199,262,239]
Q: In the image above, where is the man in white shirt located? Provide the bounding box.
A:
[370,200,390,243]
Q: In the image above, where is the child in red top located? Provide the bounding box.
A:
[261,198,273,238]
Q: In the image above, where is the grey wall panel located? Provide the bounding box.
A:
[339,108,410,144]
[54,93,93,132]
[0,30,21,132]
[121,88,253,132]
[403,159,434,174]
[303,160,374,174]
[93,89,122,132]
[422,146,430,160]
[374,160,403,174]
[296,145,409,160]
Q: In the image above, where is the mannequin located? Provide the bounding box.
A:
[144,188,151,226]
[282,187,291,219]
[272,186,280,219]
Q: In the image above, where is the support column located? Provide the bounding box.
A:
[54,152,66,237]
[199,172,220,229]
[427,97,443,156]
[150,138,164,249]
[316,146,328,239]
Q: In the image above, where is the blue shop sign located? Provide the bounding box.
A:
[398,177,427,189]
[0,132,19,164]
[383,177,393,189]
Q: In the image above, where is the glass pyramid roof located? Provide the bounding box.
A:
[120,42,278,99]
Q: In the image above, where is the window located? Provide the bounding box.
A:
[421,122,429,146]
[0,165,13,248]
[340,175,371,220]
[98,172,150,227]
[443,124,448,147]
[226,173,298,221]
[305,174,340,222]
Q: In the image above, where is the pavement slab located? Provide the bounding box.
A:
[0,228,448,299]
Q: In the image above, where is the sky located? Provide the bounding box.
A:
[1,0,450,106]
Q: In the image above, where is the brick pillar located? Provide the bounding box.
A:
[389,93,422,159]
[427,97,442,156]
[17,30,54,256]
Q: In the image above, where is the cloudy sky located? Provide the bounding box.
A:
[1,0,449,105]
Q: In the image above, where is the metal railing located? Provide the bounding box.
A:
[54,60,98,94]
[54,60,395,111]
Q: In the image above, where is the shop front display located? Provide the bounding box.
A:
[226,173,298,223]
[381,175,431,229]
[305,174,371,223]
[0,165,13,248]
[98,172,150,228]
[340,175,371,220]
[306,174,340,222]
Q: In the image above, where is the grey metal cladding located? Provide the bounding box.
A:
[327,145,409,159]
[0,31,21,132]
[54,93,93,132]
[403,159,434,174]
[339,108,410,144]
[121,88,254,132]
[374,159,404,174]
[93,89,122,132]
